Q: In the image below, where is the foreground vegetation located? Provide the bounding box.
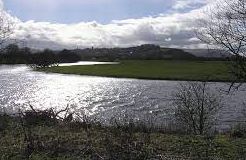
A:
[1,111,246,160]
[43,60,232,82]
[1,82,245,159]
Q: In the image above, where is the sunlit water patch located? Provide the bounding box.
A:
[59,61,119,66]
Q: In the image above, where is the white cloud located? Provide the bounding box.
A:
[172,0,210,10]
[0,0,3,9]
[188,37,200,42]
[0,0,216,49]
[173,1,192,10]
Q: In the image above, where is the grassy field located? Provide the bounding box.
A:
[1,114,246,159]
[43,60,232,82]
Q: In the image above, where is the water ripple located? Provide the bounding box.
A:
[0,64,245,130]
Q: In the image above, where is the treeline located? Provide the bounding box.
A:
[0,44,81,67]
[0,43,230,67]
[29,49,82,68]
[0,44,198,67]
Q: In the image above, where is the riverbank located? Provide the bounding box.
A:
[42,60,233,82]
[1,112,246,159]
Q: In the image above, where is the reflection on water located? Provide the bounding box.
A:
[59,61,119,66]
[0,64,245,130]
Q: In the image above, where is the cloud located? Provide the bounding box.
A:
[172,0,210,10]
[11,13,197,49]
[0,0,215,49]
[173,1,192,10]
[0,0,3,9]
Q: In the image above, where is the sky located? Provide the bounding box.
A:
[0,0,214,49]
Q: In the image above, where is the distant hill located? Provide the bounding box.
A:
[184,49,232,58]
[72,44,197,61]
[161,48,196,59]
[1,43,232,64]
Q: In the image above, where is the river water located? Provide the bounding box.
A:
[0,63,245,131]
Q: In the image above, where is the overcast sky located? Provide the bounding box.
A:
[1,0,214,49]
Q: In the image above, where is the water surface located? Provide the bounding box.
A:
[0,64,245,131]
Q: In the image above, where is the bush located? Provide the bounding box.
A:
[231,123,246,138]
[172,82,222,135]
[0,114,11,132]
[28,49,59,68]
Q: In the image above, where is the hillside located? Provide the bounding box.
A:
[184,49,232,58]
[72,44,197,61]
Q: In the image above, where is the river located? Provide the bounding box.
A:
[0,63,245,131]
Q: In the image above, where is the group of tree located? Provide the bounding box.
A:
[0,44,32,64]
[0,44,81,68]
[29,49,81,68]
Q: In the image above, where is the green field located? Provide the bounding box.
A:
[43,60,232,82]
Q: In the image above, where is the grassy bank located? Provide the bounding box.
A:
[1,113,246,160]
[43,60,232,82]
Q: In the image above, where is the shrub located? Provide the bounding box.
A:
[172,82,222,135]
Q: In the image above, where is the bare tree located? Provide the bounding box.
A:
[197,0,246,83]
[172,82,222,135]
[0,10,14,49]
